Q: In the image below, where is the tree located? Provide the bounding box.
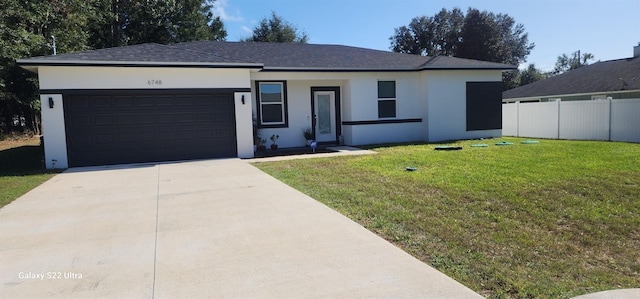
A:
[0,0,92,134]
[1,0,226,135]
[518,63,547,86]
[390,7,534,90]
[244,12,308,43]
[210,16,227,41]
[89,0,225,47]
[456,9,534,66]
[390,8,463,56]
[551,51,595,75]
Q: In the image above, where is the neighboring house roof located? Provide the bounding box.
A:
[503,56,640,100]
[18,41,514,72]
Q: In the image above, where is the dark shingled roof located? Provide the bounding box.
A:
[503,56,640,100]
[18,41,515,71]
[19,43,259,66]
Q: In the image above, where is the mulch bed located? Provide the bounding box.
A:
[253,146,336,158]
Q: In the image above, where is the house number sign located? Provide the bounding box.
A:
[147,80,163,86]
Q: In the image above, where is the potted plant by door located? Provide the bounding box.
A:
[257,138,267,151]
[253,117,262,152]
[302,127,313,146]
[270,134,279,150]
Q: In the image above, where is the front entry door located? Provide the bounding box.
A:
[313,91,337,142]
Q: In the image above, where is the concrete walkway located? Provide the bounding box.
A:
[249,146,377,163]
[0,159,481,298]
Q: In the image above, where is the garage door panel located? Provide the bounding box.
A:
[94,115,113,125]
[196,112,215,121]
[137,114,155,124]
[64,90,237,167]
[95,134,114,143]
[177,113,195,123]
[69,115,90,126]
[91,97,111,108]
[115,115,134,125]
[136,97,155,106]
[156,96,173,106]
[111,97,131,107]
[157,114,178,123]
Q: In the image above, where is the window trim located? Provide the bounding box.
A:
[256,80,288,128]
[377,80,397,119]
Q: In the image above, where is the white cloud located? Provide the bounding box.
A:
[241,26,252,33]
[213,0,244,22]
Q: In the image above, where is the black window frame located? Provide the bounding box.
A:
[377,80,397,118]
[256,80,289,128]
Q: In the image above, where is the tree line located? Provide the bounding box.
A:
[0,3,591,136]
[389,7,595,90]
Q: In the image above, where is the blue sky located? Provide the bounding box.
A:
[213,0,640,71]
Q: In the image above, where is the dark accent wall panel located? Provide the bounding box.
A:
[342,118,422,125]
[466,82,503,131]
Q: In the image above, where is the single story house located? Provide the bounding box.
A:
[503,44,640,103]
[18,41,514,169]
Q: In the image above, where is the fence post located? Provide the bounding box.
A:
[608,98,612,141]
[516,101,520,137]
[557,99,561,139]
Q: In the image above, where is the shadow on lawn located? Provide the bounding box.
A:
[253,146,336,158]
[359,137,504,150]
[0,145,52,176]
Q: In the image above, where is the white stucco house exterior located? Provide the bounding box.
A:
[18,41,513,169]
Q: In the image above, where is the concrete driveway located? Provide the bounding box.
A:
[0,159,481,298]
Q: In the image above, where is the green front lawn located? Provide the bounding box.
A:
[254,138,640,298]
[0,137,58,209]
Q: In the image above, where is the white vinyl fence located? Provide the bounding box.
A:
[502,99,640,143]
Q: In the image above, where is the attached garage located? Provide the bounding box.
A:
[63,89,237,167]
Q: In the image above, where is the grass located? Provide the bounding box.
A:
[0,135,58,209]
[254,137,640,298]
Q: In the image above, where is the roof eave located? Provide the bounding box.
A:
[16,59,264,70]
[261,65,517,72]
[502,89,640,102]
[261,67,421,72]
[419,66,516,71]
[503,88,640,102]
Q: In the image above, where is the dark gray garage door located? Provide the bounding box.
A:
[63,89,237,167]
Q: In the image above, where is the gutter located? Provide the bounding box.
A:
[16,60,515,73]
[262,66,517,72]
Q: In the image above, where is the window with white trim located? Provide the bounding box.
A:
[257,81,288,127]
[377,81,396,118]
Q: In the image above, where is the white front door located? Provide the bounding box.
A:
[314,91,336,142]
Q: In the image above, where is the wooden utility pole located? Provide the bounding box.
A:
[577,50,581,67]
